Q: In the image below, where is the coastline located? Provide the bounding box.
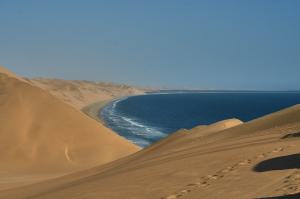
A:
[81,93,152,148]
[81,100,112,125]
[81,93,146,128]
[83,91,300,148]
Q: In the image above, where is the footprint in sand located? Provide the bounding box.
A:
[198,181,209,187]
[180,189,192,194]
[222,165,236,172]
[275,170,300,195]
[162,195,177,199]
[206,174,219,180]
[162,190,190,199]
[162,162,252,198]
[238,159,252,166]
[256,153,267,159]
[186,183,199,187]
[272,147,284,153]
[255,146,287,159]
[186,182,205,188]
[162,146,291,199]
[221,168,230,173]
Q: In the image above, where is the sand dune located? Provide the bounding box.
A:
[0,66,27,82]
[1,66,300,198]
[0,66,139,190]
[30,78,146,110]
[1,101,299,198]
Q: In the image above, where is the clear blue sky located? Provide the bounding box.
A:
[1,0,300,90]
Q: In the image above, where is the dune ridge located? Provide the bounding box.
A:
[0,67,139,190]
[30,78,146,110]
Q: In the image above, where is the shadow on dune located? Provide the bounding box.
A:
[282,131,300,139]
[254,154,300,198]
[253,153,300,172]
[257,193,300,199]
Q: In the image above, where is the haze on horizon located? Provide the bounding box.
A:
[1,0,300,90]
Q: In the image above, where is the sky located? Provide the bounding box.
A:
[0,0,300,90]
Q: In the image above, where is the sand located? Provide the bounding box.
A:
[30,78,146,110]
[0,66,140,190]
[0,66,300,198]
[81,100,112,124]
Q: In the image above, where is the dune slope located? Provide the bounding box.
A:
[30,78,146,109]
[0,67,139,189]
[1,104,300,199]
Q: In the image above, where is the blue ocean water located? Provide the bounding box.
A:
[100,92,300,147]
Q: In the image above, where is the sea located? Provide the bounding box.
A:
[100,91,300,148]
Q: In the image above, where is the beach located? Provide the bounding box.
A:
[82,100,113,124]
[99,92,300,148]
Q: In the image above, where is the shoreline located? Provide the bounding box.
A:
[81,93,149,148]
[83,91,300,148]
[81,93,146,128]
[81,100,112,125]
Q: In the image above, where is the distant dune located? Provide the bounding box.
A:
[30,78,146,110]
[0,66,139,190]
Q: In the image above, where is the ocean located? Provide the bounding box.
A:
[100,92,300,147]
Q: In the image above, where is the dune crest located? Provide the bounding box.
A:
[0,67,139,189]
[0,66,27,82]
[30,78,146,109]
[190,118,243,135]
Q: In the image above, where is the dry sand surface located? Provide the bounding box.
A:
[0,66,139,190]
[29,78,146,110]
[1,66,300,199]
[1,97,300,198]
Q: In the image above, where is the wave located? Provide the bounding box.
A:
[100,97,167,148]
[121,116,146,128]
[111,96,128,109]
[127,137,151,147]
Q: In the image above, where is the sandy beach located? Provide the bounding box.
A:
[30,78,146,110]
[82,100,113,124]
[31,78,147,126]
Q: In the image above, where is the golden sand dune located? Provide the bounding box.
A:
[1,102,300,199]
[0,66,27,82]
[30,78,146,110]
[0,67,139,190]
